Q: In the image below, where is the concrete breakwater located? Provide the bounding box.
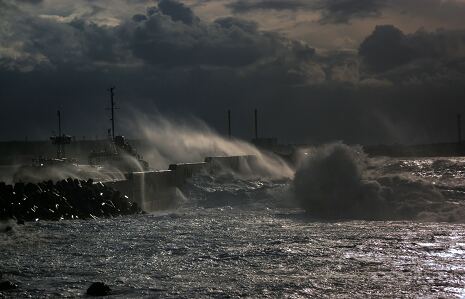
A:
[1,157,259,291]
[0,155,258,222]
[106,155,258,211]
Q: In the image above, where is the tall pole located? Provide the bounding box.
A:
[228,109,231,138]
[109,87,115,141]
[254,109,258,140]
[57,110,61,158]
[57,110,61,137]
[458,114,462,144]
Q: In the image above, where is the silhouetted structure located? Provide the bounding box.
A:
[250,109,279,150]
[88,88,149,172]
[12,110,78,182]
[228,109,231,138]
[88,135,149,171]
[458,114,462,144]
[108,87,117,141]
[254,109,258,139]
[50,110,72,159]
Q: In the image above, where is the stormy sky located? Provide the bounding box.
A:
[1,0,465,144]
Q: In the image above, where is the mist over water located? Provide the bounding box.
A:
[12,164,127,184]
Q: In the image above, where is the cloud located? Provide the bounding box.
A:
[226,0,386,24]
[316,0,385,24]
[16,0,43,4]
[0,0,465,146]
[0,1,133,71]
[359,25,465,74]
[0,0,316,70]
[226,0,307,13]
[224,0,465,27]
[124,1,320,68]
[158,0,198,24]
[359,25,414,72]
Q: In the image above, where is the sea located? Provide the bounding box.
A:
[2,155,465,298]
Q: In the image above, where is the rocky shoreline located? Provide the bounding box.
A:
[0,178,142,223]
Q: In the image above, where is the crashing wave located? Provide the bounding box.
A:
[293,143,465,223]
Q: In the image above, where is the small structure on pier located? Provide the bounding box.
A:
[14,110,78,182]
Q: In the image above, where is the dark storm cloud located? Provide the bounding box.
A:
[1,0,465,145]
[225,0,465,25]
[132,14,147,22]
[359,25,465,73]
[359,25,414,72]
[127,3,313,67]
[16,0,43,3]
[226,0,386,23]
[158,0,198,24]
[0,0,314,69]
[317,0,385,24]
[26,19,120,67]
[0,1,129,71]
[226,0,307,13]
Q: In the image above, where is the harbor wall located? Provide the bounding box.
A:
[169,162,208,186]
[107,156,255,211]
[106,170,176,211]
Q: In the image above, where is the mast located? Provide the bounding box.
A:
[57,110,62,158]
[254,109,258,140]
[108,87,116,141]
[58,110,62,137]
[51,110,71,159]
[228,109,231,138]
[458,114,462,145]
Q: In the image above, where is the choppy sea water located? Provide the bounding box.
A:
[2,157,465,298]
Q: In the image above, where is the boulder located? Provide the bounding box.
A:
[0,280,18,291]
[86,282,111,296]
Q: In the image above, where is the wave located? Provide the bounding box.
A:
[293,143,465,223]
[181,173,292,210]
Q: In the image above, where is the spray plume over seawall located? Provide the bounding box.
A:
[125,112,294,179]
[9,163,127,185]
[294,143,465,223]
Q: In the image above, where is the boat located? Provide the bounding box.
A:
[88,87,149,173]
[88,135,149,172]
[13,111,80,182]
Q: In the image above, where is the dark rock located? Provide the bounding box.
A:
[86,282,111,296]
[0,178,141,222]
[0,280,18,291]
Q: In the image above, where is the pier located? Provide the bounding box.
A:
[106,155,258,211]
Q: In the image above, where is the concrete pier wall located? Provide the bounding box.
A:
[169,162,207,186]
[107,155,257,212]
[107,170,177,211]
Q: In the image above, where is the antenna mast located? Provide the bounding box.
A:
[57,110,62,158]
[57,110,62,137]
[51,110,71,159]
[228,109,231,138]
[254,109,258,140]
[458,114,462,145]
[108,87,116,141]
